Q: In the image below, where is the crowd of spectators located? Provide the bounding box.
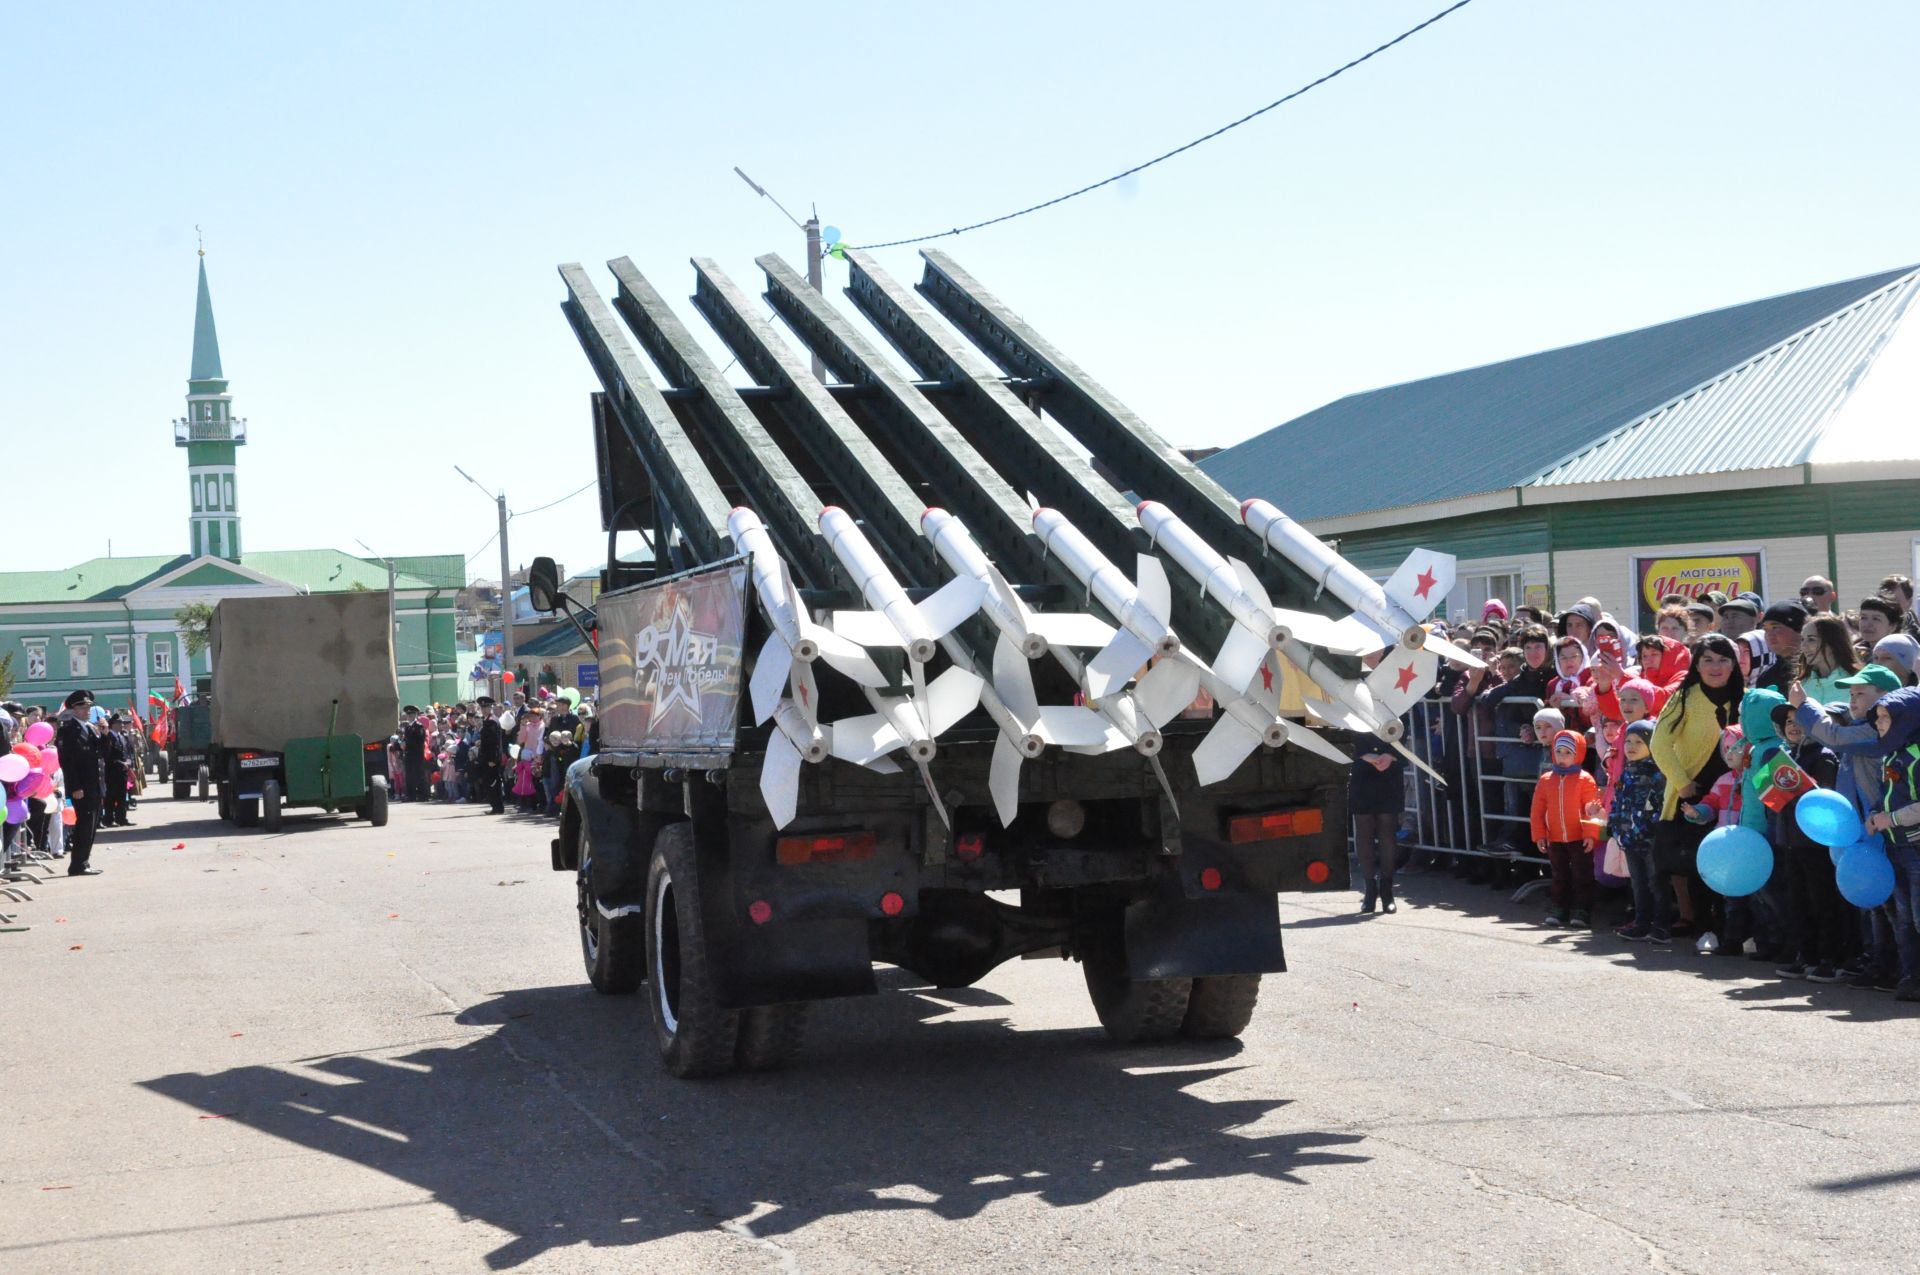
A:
[1367,572,1920,1002]
[384,689,594,817]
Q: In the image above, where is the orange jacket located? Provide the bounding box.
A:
[1531,731,1601,845]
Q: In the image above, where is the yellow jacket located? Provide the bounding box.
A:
[1648,685,1728,821]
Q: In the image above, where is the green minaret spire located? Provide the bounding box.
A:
[174,247,247,562]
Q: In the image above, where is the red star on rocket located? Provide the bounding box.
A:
[1393,663,1418,693]
[1258,661,1275,692]
[799,682,811,708]
[1413,565,1438,599]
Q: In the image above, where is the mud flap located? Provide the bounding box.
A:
[1123,879,1287,980]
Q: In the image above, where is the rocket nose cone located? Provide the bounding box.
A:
[1135,500,1161,518]
[920,507,944,530]
[1239,498,1259,523]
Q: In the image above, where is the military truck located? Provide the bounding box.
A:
[536,251,1427,1080]
[165,693,215,800]
[207,593,397,831]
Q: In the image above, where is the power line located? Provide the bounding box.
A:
[465,529,500,563]
[851,0,1477,251]
[511,479,596,519]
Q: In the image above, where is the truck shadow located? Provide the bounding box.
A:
[139,978,1368,1268]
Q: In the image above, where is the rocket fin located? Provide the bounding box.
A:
[868,755,903,775]
[829,609,907,650]
[1134,554,1172,626]
[1247,651,1283,715]
[1225,557,1274,612]
[760,729,803,830]
[1367,647,1439,716]
[1035,704,1113,748]
[1211,623,1269,695]
[1133,657,1201,729]
[749,632,792,726]
[1025,611,1116,649]
[829,712,904,767]
[925,667,985,736]
[1304,695,1375,734]
[916,758,951,828]
[1273,608,1380,657]
[1068,723,1132,756]
[1194,713,1263,787]
[1391,736,1448,787]
[1424,625,1485,668]
[1383,550,1457,623]
[990,734,1023,828]
[994,635,1041,726]
[1085,630,1154,701]
[916,573,988,639]
[789,659,820,730]
[1283,720,1352,766]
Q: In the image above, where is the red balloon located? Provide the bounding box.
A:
[502,671,516,684]
[12,743,42,771]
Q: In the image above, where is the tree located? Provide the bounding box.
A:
[0,652,13,700]
[175,603,215,658]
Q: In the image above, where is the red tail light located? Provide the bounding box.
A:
[1228,807,1325,844]
[775,831,877,866]
[954,833,984,861]
[1305,860,1331,884]
[1199,867,1223,891]
[365,742,384,753]
[239,750,261,761]
[748,900,773,925]
[879,891,905,917]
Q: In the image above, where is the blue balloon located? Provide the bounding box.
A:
[821,225,843,246]
[1836,841,1896,908]
[1834,834,1880,867]
[1698,825,1773,898]
[1795,789,1864,848]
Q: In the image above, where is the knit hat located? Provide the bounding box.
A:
[1623,719,1655,744]
[1762,600,1808,630]
[1871,635,1920,682]
[1482,598,1509,620]
[1616,676,1663,714]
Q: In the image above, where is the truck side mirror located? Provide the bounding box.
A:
[528,557,561,614]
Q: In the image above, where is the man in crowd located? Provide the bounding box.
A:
[1717,595,1760,640]
[100,712,132,827]
[55,690,104,876]
[1754,601,1808,693]
[1858,595,1902,651]
[474,695,506,815]
[402,707,430,802]
[1800,575,1838,614]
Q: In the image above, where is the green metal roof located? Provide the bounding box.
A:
[0,549,450,605]
[517,613,595,658]
[1198,264,1919,521]
[375,554,466,589]
[190,258,224,383]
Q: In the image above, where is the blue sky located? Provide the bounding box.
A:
[5,1,1915,580]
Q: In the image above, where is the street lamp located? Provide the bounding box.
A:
[734,165,825,381]
[455,466,514,695]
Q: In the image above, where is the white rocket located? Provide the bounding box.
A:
[1030,507,1181,700]
[729,507,885,731]
[759,699,831,830]
[1238,497,1482,669]
[920,508,1114,661]
[827,667,985,826]
[976,635,1108,827]
[820,506,987,734]
[1136,500,1379,689]
[1185,650,1352,786]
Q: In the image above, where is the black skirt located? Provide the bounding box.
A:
[1652,817,1707,876]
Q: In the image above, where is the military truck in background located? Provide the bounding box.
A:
[207,593,397,831]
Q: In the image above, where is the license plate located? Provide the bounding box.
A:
[239,756,278,769]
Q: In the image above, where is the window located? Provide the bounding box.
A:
[24,642,47,680]
[224,476,234,508]
[192,477,203,511]
[154,644,172,674]
[1461,572,1521,625]
[111,642,130,676]
[67,640,89,678]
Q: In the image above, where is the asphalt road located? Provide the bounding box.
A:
[4,796,1917,1275]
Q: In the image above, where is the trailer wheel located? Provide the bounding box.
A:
[197,766,210,803]
[1181,975,1262,1039]
[217,784,232,822]
[156,754,171,783]
[644,823,739,1078]
[578,819,643,995]
[736,1004,808,1072]
[261,780,284,833]
[361,778,389,828]
[1082,932,1192,1044]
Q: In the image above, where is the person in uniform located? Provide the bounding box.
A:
[474,696,506,814]
[402,707,430,803]
[101,713,132,827]
[54,690,104,876]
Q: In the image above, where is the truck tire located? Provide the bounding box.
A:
[1082,936,1192,1044]
[261,780,284,833]
[173,781,193,801]
[736,1004,808,1072]
[156,754,171,783]
[644,823,739,1078]
[578,818,643,995]
[360,777,390,827]
[1181,975,1262,1039]
[198,766,210,803]
[234,797,259,827]
[217,784,232,822]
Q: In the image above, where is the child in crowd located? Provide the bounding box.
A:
[1769,702,1844,981]
[1547,635,1593,731]
[1866,686,1920,1001]
[1532,729,1602,929]
[1611,720,1670,943]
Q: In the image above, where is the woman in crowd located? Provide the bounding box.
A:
[1799,614,1863,706]
[1650,633,1746,946]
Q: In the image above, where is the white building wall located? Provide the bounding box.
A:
[1551,535,1830,623]
[1835,530,1920,601]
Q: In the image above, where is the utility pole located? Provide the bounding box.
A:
[735,165,827,382]
[456,466,514,699]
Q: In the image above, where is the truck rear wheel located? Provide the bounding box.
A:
[578,819,643,994]
[644,823,739,1078]
[1181,975,1262,1039]
[197,766,210,802]
[1082,932,1193,1044]
[261,780,284,833]
[234,796,259,827]
[736,1004,808,1072]
[156,754,171,783]
[361,778,390,827]
[173,781,193,801]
